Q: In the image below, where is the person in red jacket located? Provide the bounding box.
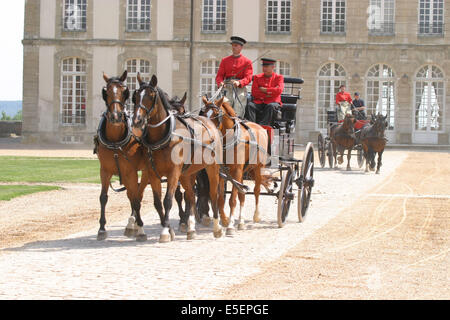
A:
[215,36,253,118]
[335,84,353,121]
[245,58,284,125]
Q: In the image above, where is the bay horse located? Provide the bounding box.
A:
[329,113,357,171]
[360,113,388,174]
[94,70,149,241]
[200,96,270,235]
[131,74,227,242]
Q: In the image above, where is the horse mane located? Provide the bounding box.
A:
[221,100,237,118]
[157,87,172,112]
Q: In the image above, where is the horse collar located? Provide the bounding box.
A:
[97,113,132,150]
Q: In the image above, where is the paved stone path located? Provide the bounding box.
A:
[0,152,407,299]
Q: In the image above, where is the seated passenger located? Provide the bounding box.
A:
[351,92,367,120]
[245,58,284,126]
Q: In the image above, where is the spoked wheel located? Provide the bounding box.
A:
[298,142,314,222]
[277,164,296,228]
[356,145,364,168]
[318,133,325,168]
[327,140,334,168]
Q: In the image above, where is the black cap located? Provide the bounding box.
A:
[261,58,276,66]
[230,36,246,46]
[354,92,360,96]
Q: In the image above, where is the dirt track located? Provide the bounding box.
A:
[0,147,448,299]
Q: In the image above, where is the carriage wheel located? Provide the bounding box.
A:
[277,165,296,228]
[298,142,314,222]
[357,146,364,168]
[327,140,334,168]
[318,133,325,168]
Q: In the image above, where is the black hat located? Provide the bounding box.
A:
[230,36,246,46]
[354,92,360,96]
[261,58,276,66]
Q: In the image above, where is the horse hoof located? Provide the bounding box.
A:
[214,229,223,238]
[159,234,171,243]
[376,171,380,174]
[226,227,235,236]
[124,228,137,238]
[97,231,107,241]
[201,216,212,227]
[187,231,196,240]
[238,223,246,231]
[136,234,148,242]
[179,223,188,233]
[170,228,176,241]
[253,216,261,223]
[347,167,351,171]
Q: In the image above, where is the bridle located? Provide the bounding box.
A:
[133,82,160,129]
[102,79,129,124]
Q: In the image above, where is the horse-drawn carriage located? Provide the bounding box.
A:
[317,108,367,170]
[95,71,314,243]
[219,77,315,228]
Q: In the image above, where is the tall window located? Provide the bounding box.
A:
[202,0,227,33]
[63,0,87,31]
[368,0,395,35]
[317,62,347,130]
[418,0,444,35]
[366,64,396,130]
[277,61,291,94]
[200,60,220,104]
[414,65,444,131]
[61,58,87,126]
[126,0,151,32]
[125,59,152,111]
[321,0,346,34]
[267,0,291,33]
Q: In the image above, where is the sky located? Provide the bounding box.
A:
[0,0,25,101]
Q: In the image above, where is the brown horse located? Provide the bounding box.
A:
[200,97,270,235]
[131,74,227,242]
[95,70,149,241]
[360,113,388,174]
[330,113,357,171]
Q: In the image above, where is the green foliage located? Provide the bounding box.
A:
[0,185,61,201]
[1,111,11,121]
[12,110,22,120]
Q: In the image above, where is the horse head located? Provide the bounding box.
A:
[131,74,160,138]
[373,113,388,138]
[342,113,356,133]
[200,96,226,128]
[102,70,129,124]
[169,92,187,115]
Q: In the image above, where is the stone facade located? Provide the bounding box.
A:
[23,0,450,145]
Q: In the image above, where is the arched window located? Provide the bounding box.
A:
[61,57,87,125]
[414,65,444,131]
[317,62,347,130]
[200,60,220,103]
[125,59,151,111]
[365,64,396,130]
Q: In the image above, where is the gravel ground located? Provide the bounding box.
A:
[0,146,430,299]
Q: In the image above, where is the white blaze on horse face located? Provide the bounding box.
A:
[206,109,213,119]
[140,89,146,105]
[113,86,118,95]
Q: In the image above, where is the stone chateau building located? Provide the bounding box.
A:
[23,0,450,145]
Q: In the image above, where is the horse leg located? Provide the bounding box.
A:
[180,175,197,240]
[252,167,262,224]
[206,165,225,238]
[97,167,112,241]
[197,170,211,226]
[124,171,147,242]
[346,147,352,171]
[376,150,383,174]
[160,171,180,243]
[226,166,241,236]
[174,184,187,232]
[236,165,246,230]
[124,168,149,238]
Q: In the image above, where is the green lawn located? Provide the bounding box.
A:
[0,156,114,183]
[0,185,61,201]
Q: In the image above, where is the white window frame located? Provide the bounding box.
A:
[266,0,291,34]
[125,59,152,112]
[321,0,346,34]
[316,62,347,131]
[418,0,444,35]
[199,60,220,105]
[368,0,395,35]
[365,64,396,131]
[63,0,87,32]
[126,0,151,32]
[202,0,227,33]
[60,57,87,126]
[413,65,445,132]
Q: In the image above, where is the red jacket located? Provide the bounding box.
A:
[335,91,353,105]
[251,73,284,105]
[216,55,253,88]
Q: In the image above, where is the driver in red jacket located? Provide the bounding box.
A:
[245,58,284,125]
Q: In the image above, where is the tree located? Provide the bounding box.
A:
[1,111,11,121]
[12,110,22,121]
